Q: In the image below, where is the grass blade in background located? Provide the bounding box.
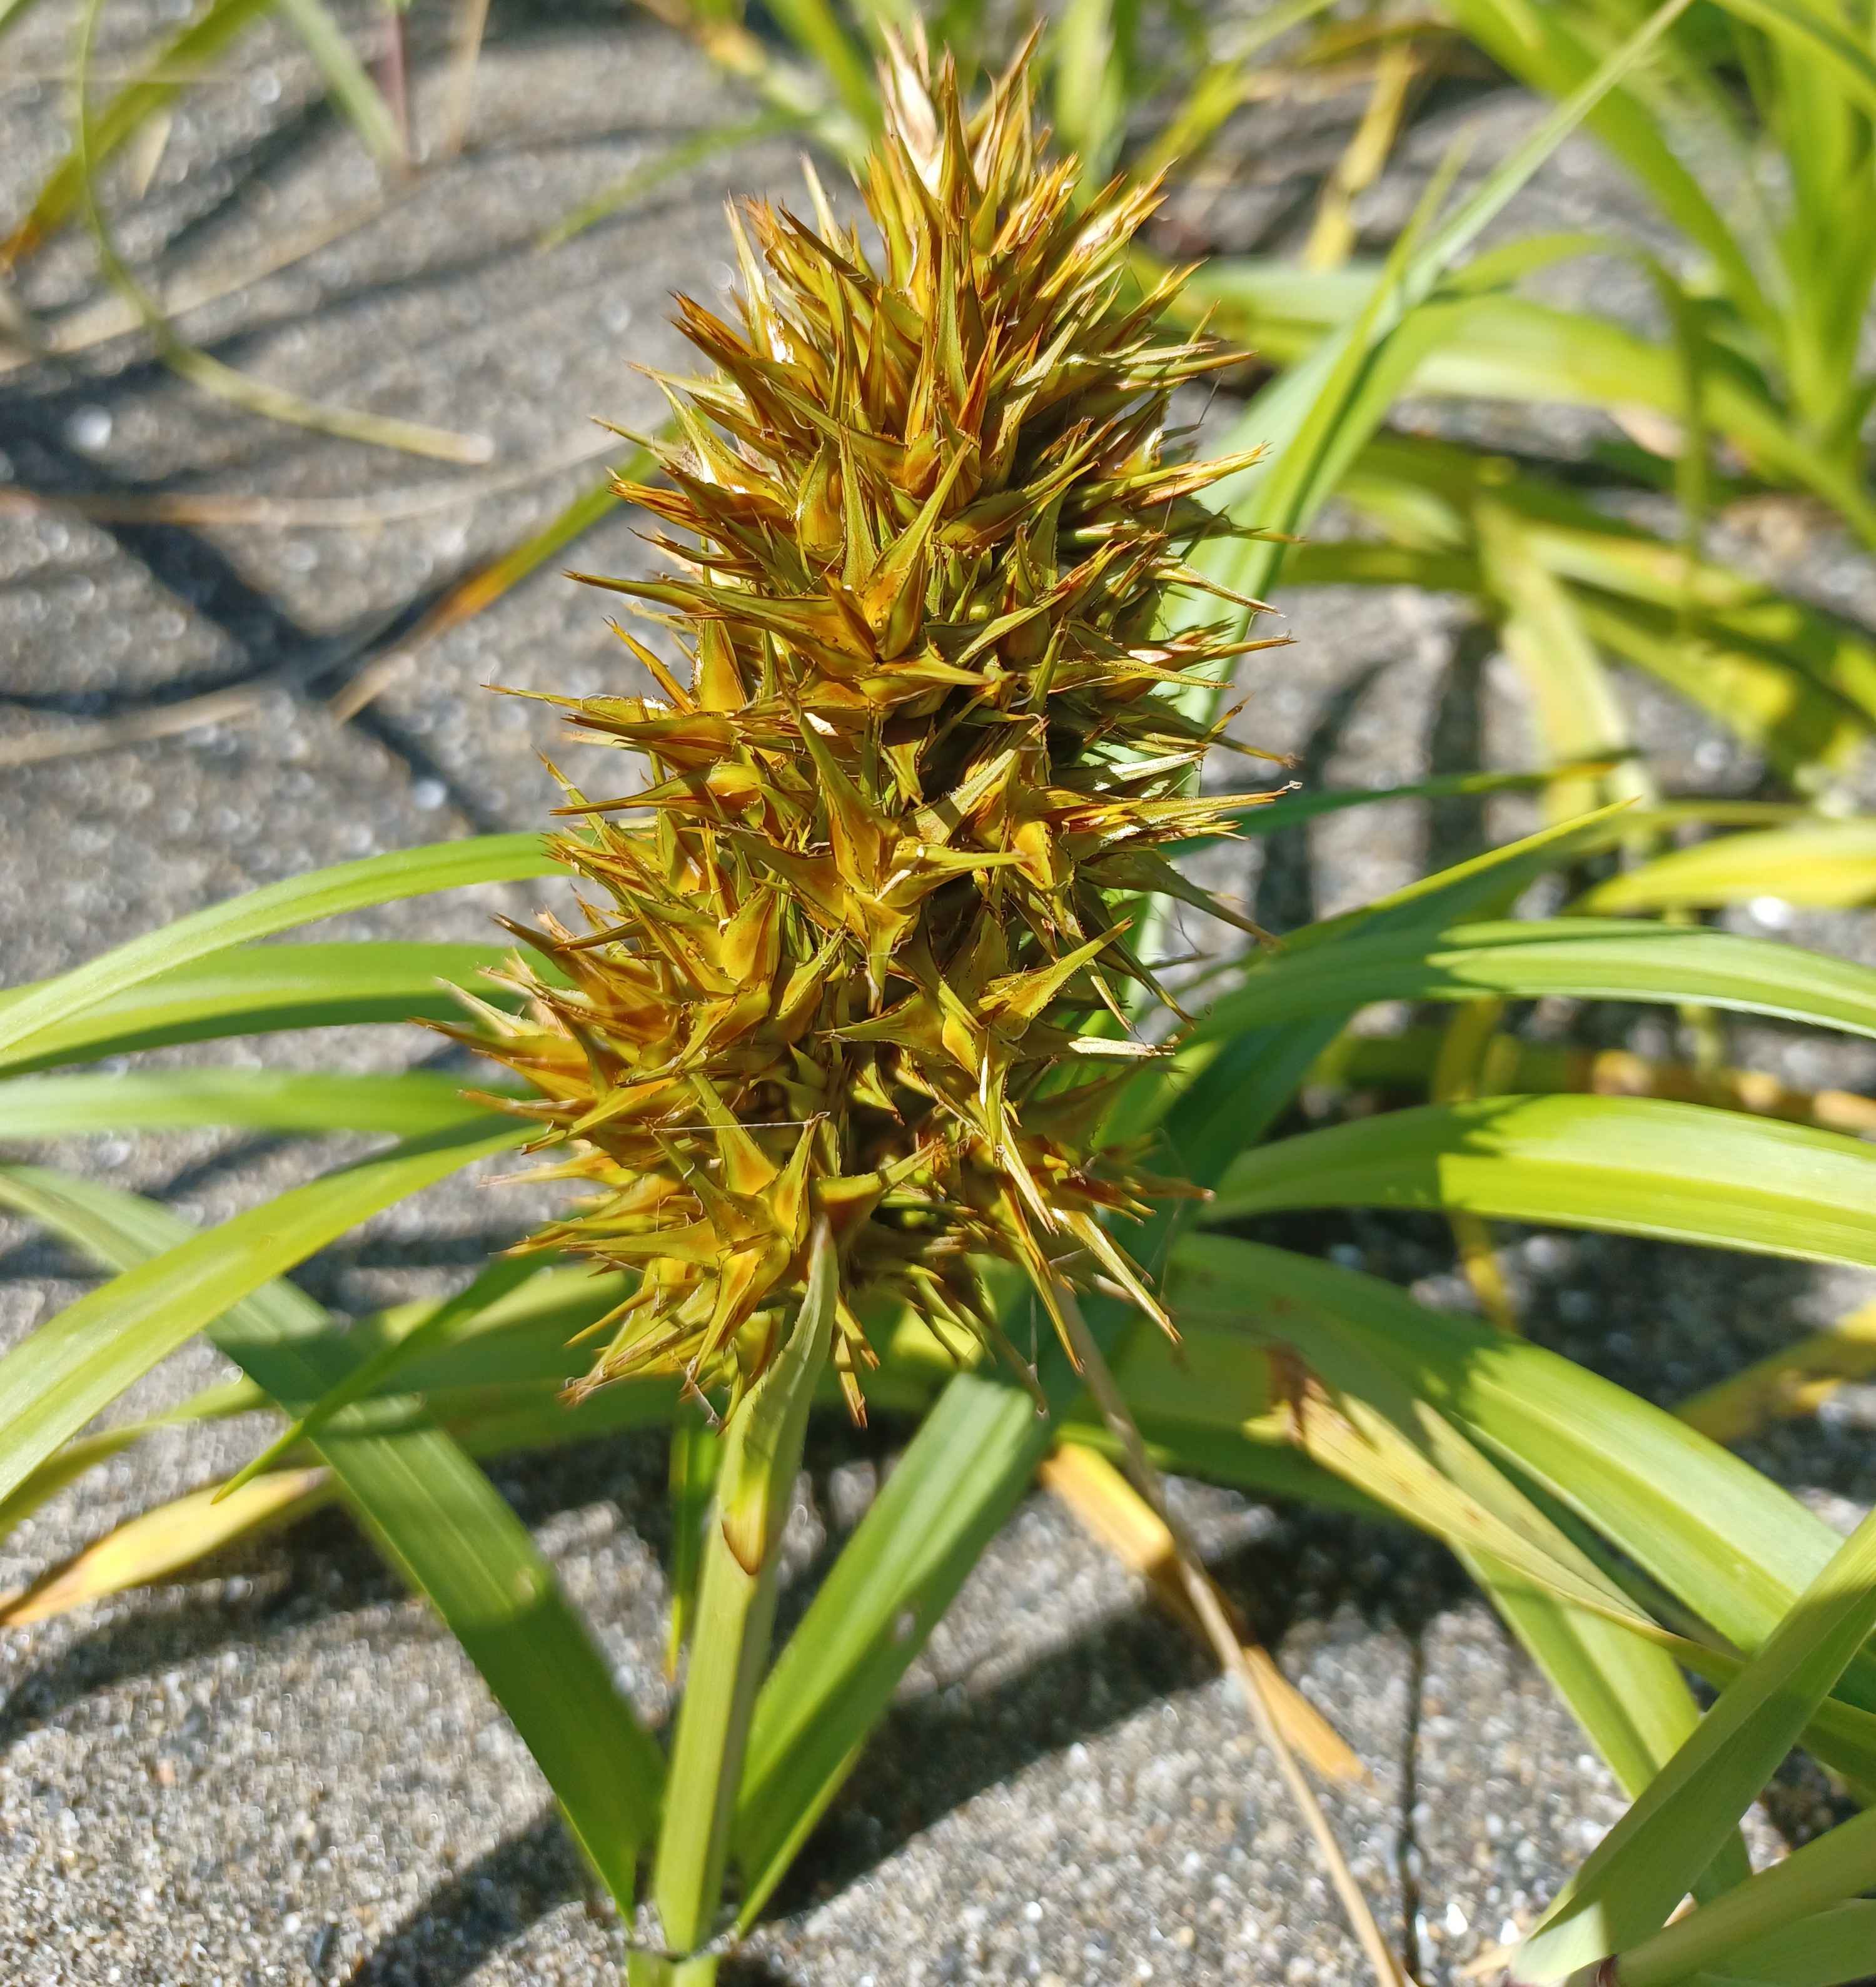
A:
[1438,0,1767,325]
[0,1263,656,1567]
[1,0,276,265]
[0,1470,334,1626]
[0,1069,503,1140]
[1311,1028,1876,1143]
[1580,821,1876,913]
[1165,1244,1876,1816]
[0,1168,664,1914]
[1570,592,1870,793]
[1479,1562,1725,1848]
[1475,497,1649,820]
[0,834,560,1068]
[0,1117,525,1504]
[0,0,54,48]
[1207,1095,1876,1270]
[1700,0,1876,122]
[0,941,526,1073]
[1184,271,1876,547]
[1296,433,1876,785]
[539,112,805,251]
[272,0,406,169]
[69,0,485,465]
[762,0,879,132]
[1052,0,1137,185]
[1184,0,1698,619]
[1676,1300,1876,1444]
[1178,764,1624,850]
[328,444,657,719]
[1516,1504,1876,1979]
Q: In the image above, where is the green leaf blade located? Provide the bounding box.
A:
[0,1119,527,1506]
[0,1069,502,1140]
[657,1223,839,1954]
[733,1368,1048,1921]
[0,1168,663,1910]
[0,941,526,1073]
[1169,1236,1876,1720]
[1517,1505,1876,1978]
[0,836,560,1070]
[1206,1095,1876,1272]
[1190,918,1876,1048]
[1580,822,1876,914]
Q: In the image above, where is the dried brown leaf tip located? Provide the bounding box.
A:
[463,37,1285,1418]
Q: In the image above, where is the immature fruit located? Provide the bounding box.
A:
[461,37,1283,1418]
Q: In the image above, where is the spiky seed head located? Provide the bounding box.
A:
[460,36,1285,1420]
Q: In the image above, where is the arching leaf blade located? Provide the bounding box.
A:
[0,1118,527,1506]
[1579,822,1876,913]
[0,941,527,1073]
[0,1165,662,1908]
[1189,918,1876,1046]
[0,1069,503,1140]
[0,835,561,1069]
[1169,1236,1876,1716]
[1206,1095,1876,1272]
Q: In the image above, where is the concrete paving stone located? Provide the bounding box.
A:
[3,4,1873,1981]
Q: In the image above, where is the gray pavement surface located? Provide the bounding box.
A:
[3,4,1874,1983]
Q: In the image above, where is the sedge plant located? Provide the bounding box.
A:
[453,34,1281,1422]
[4,24,1876,1987]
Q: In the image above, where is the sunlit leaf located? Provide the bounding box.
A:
[0,836,560,1069]
[0,1168,662,1909]
[0,1069,500,1140]
[1578,821,1876,913]
[0,1120,525,1505]
[1171,1236,1876,1720]
[1517,1505,1876,1978]
[1207,1094,1876,1272]
[0,941,527,1074]
[0,1469,333,1627]
[1189,918,1876,1048]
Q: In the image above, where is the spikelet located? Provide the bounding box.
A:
[460,34,1289,1420]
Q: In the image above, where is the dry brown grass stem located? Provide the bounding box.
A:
[0,427,612,530]
[0,193,405,377]
[1053,1287,1416,1987]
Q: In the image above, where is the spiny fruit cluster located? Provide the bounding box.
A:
[463,36,1283,1418]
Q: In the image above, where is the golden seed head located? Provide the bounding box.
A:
[462,37,1279,1417]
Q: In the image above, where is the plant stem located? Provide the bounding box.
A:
[627,1953,719,1987]
[648,1223,837,1964]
